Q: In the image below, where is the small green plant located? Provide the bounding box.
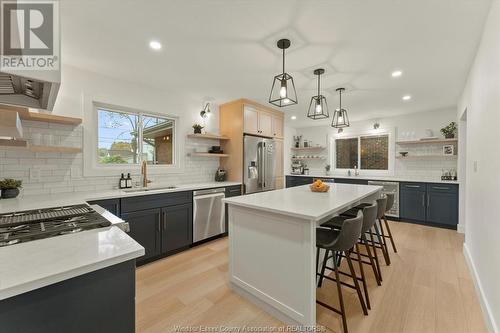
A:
[440,122,457,138]
[192,123,204,134]
[325,164,331,172]
[0,178,22,189]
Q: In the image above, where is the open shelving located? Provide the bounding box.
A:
[396,138,458,145]
[187,133,229,140]
[396,155,457,160]
[190,152,229,158]
[291,146,326,151]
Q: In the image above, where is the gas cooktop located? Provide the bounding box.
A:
[0,204,112,247]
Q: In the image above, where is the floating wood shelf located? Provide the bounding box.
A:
[190,152,229,157]
[0,138,27,148]
[0,105,82,125]
[396,138,458,145]
[291,146,326,151]
[396,155,458,160]
[187,133,230,140]
[291,156,326,160]
[29,146,82,153]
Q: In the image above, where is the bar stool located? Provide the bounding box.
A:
[316,211,365,333]
[341,197,391,266]
[321,201,381,300]
[380,193,397,253]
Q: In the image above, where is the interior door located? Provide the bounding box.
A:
[244,106,259,135]
[259,111,273,137]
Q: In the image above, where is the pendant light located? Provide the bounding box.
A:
[269,39,297,107]
[307,68,329,119]
[331,87,350,128]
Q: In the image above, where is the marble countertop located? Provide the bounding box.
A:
[287,174,460,185]
[0,181,241,214]
[0,225,144,300]
[224,183,382,221]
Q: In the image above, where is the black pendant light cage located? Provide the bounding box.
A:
[269,39,298,107]
[307,68,329,120]
[331,88,350,128]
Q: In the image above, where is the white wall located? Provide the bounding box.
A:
[0,65,222,195]
[289,108,458,179]
[458,2,500,332]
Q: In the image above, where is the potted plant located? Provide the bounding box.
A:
[0,178,22,199]
[192,123,204,134]
[325,164,331,175]
[440,122,457,139]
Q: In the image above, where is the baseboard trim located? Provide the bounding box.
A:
[457,223,465,234]
[463,243,499,333]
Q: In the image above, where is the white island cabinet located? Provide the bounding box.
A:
[224,183,382,326]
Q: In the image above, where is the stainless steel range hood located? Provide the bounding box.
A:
[0,69,60,111]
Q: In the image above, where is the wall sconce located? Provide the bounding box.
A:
[373,122,380,130]
[200,103,211,118]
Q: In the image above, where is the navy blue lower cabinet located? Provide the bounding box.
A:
[426,184,458,227]
[333,178,368,185]
[286,176,313,187]
[122,208,161,264]
[400,183,427,222]
[161,203,193,253]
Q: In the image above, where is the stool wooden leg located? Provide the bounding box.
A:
[318,249,329,288]
[333,253,348,333]
[362,235,381,285]
[355,243,370,310]
[316,247,320,278]
[369,230,383,282]
[383,216,398,253]
[346,250,368,315]
[374,222,391,265]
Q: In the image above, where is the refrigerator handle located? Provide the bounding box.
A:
[257,142,263,187]
[263,142,266,188]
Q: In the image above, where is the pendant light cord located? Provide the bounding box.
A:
[339,89,342,110]
[317,73,321,98]
[282,48,285,75]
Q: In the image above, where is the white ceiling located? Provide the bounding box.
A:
[60,0,491,127]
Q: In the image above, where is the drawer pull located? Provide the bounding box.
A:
[406,185,421,188]
[432,186,450,190]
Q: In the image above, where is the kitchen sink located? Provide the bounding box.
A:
[123,186,177,193]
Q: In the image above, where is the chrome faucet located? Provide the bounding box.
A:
[141,160,151,187]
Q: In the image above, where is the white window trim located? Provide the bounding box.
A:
[328,127,395,177]
[83,97,182,177]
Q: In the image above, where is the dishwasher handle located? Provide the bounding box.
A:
[193,192,225,201]
[193,188,226,196]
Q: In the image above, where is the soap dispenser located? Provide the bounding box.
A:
[119,173,126,189]
[126,173,132,188]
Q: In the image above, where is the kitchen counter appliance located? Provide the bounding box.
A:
[193,188,225,242]
[368,181,400,218]
[244,135,277,194]
[0,204,112,247]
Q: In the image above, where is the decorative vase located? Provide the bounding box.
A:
[1,188,19,199]
[193,128,202,134]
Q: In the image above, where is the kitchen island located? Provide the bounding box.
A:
[224,183,382,326]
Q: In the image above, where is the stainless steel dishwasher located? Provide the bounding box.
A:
[193,188,226,242]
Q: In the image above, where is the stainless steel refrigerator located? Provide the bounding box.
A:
[244,135,277,194]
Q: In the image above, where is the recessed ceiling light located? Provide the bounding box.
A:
[402,95,412,101]
[149,40,162,50]
[391,70,403,77]
[291,115,297,120]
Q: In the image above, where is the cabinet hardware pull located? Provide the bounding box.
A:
[157,213,161,232]
[427,194,430,207]
[163,212,167,230]
[422,194,425,207]
[406,185,420,188]
[433,186,449,190]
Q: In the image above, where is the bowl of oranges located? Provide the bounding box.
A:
[309,179,330,192]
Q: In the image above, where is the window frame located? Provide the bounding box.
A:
[84,100,181,177]
[328,128,395,176]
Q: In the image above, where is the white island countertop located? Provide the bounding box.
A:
[224,183,382,221]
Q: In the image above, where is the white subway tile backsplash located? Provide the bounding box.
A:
[0,122,221,195]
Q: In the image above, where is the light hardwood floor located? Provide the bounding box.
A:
[136,221,488,333]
